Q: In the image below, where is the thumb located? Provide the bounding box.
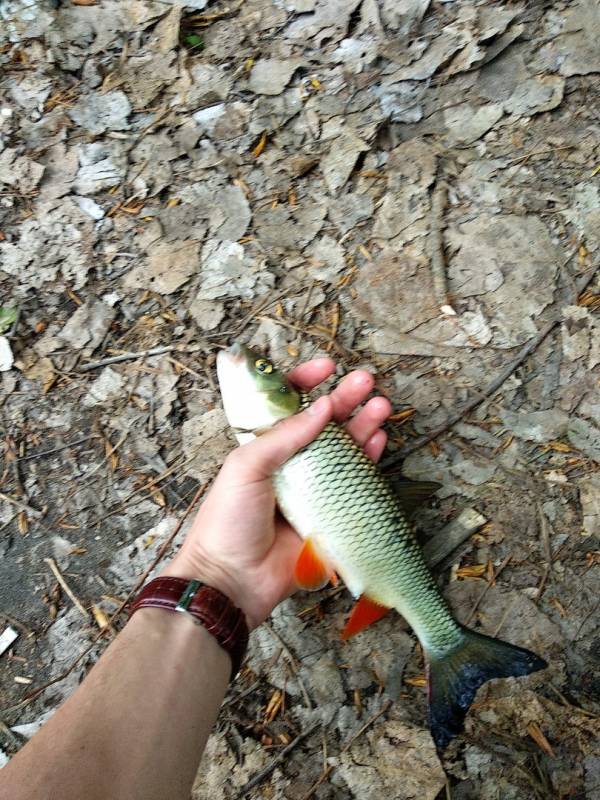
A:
[231,395,332,479]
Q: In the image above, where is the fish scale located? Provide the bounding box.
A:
[217,343,547,750]
[273,410,463,656]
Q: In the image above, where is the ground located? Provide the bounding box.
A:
[1,0,599,797]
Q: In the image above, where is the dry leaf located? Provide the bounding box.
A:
[18,511,28,535]
[405,675,427,687]
[264,689,283,722]
[92,604,110,630]
[251,130,268,158]
[388,408,416,423]
[456,563,488,579]
[526,721,555,757]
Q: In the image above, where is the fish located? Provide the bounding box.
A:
[216,342,547,750]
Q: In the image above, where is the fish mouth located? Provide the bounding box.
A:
[217,341,246,368]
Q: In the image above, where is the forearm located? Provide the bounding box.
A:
[2,608,230,800]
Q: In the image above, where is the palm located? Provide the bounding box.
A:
[169,358,391,630]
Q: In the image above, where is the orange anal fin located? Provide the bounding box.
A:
[341,595,390,640]
[294,538,335,591]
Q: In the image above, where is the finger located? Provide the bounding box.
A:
[231,395,333,479]
[329,370,375,422]
[287,358,336,391]
[345,396,392,446]
[363,430,387,463]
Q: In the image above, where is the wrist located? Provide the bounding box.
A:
[132,606,227,657]
[129,577,249,677]
[159,556,251,628]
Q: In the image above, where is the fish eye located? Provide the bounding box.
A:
[255,358,273,374]
[279,386,289,394]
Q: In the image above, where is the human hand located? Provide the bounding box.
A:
[161,358,391,629]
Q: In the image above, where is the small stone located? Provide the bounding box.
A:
[189,298,225,331]
[579,474,600,536]
[59,299,116,354]
[83,367,125,407]
[321,132,368,194]
[505,75,565,116]
[74,196,105,220]
[305,234,346,282]
[182,409,230,483]
[568,418,600,463]
[443,102,504,146]
[500,409,569,443]
[0,336,14,372]
[452,457,497,486]
[124,240,200,295]
[248,59,301,95]
[0,148,44,193]
[68,90,131,135]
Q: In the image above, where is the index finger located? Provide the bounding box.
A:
[287,357,336,390]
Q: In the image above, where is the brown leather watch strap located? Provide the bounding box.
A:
[128,576,248,679]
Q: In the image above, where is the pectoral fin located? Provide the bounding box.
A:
[390,478,441,515]
[341,594,390,639]
[294,538,336,591]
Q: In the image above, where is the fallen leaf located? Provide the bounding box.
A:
[251,130,268,158]
[526,721,555,757]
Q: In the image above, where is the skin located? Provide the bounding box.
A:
[1,358,391,800]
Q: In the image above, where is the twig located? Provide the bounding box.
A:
[574,598,600,640]
[78,345,203,372]
[535,503,552,602]
[293,280,317,351]
[87,452,189,527]
[546,683,599,719]
[1,484,207,716]
[0,611,34,636]
[264,622,313,708]
[0,719,21,747]
[222,678,263,709]
[233,281,309,336]
[78,346,177,371]
[492,595,518,637]
[504,145,575,166]
[16,436,99,462]
[44,558,89,619]
[167,356,204,381]
[428,181,454,314]
[300,700,393,800]
[464,554,511,625]
[257,315,358,358]
[423,507,487,568]
[81,429,129,484]
[382,263,599,467]
[0,492,42,519]
[233,722,321,799]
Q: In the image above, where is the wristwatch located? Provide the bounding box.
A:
[128,576,249,679]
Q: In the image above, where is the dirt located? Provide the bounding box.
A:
[1,0,599,796]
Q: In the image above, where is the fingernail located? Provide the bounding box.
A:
[306,395,328,416]
[351,370,372,385]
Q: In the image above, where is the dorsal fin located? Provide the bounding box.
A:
[389,478,441,515]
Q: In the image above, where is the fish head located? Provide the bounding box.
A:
[216,342,301,430]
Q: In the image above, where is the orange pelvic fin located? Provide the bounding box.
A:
[341,595,390,639]
[294,538,335,591]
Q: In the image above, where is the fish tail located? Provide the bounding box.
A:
[426,626,547,750]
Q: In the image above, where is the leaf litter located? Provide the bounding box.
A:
[1,0,599,797]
